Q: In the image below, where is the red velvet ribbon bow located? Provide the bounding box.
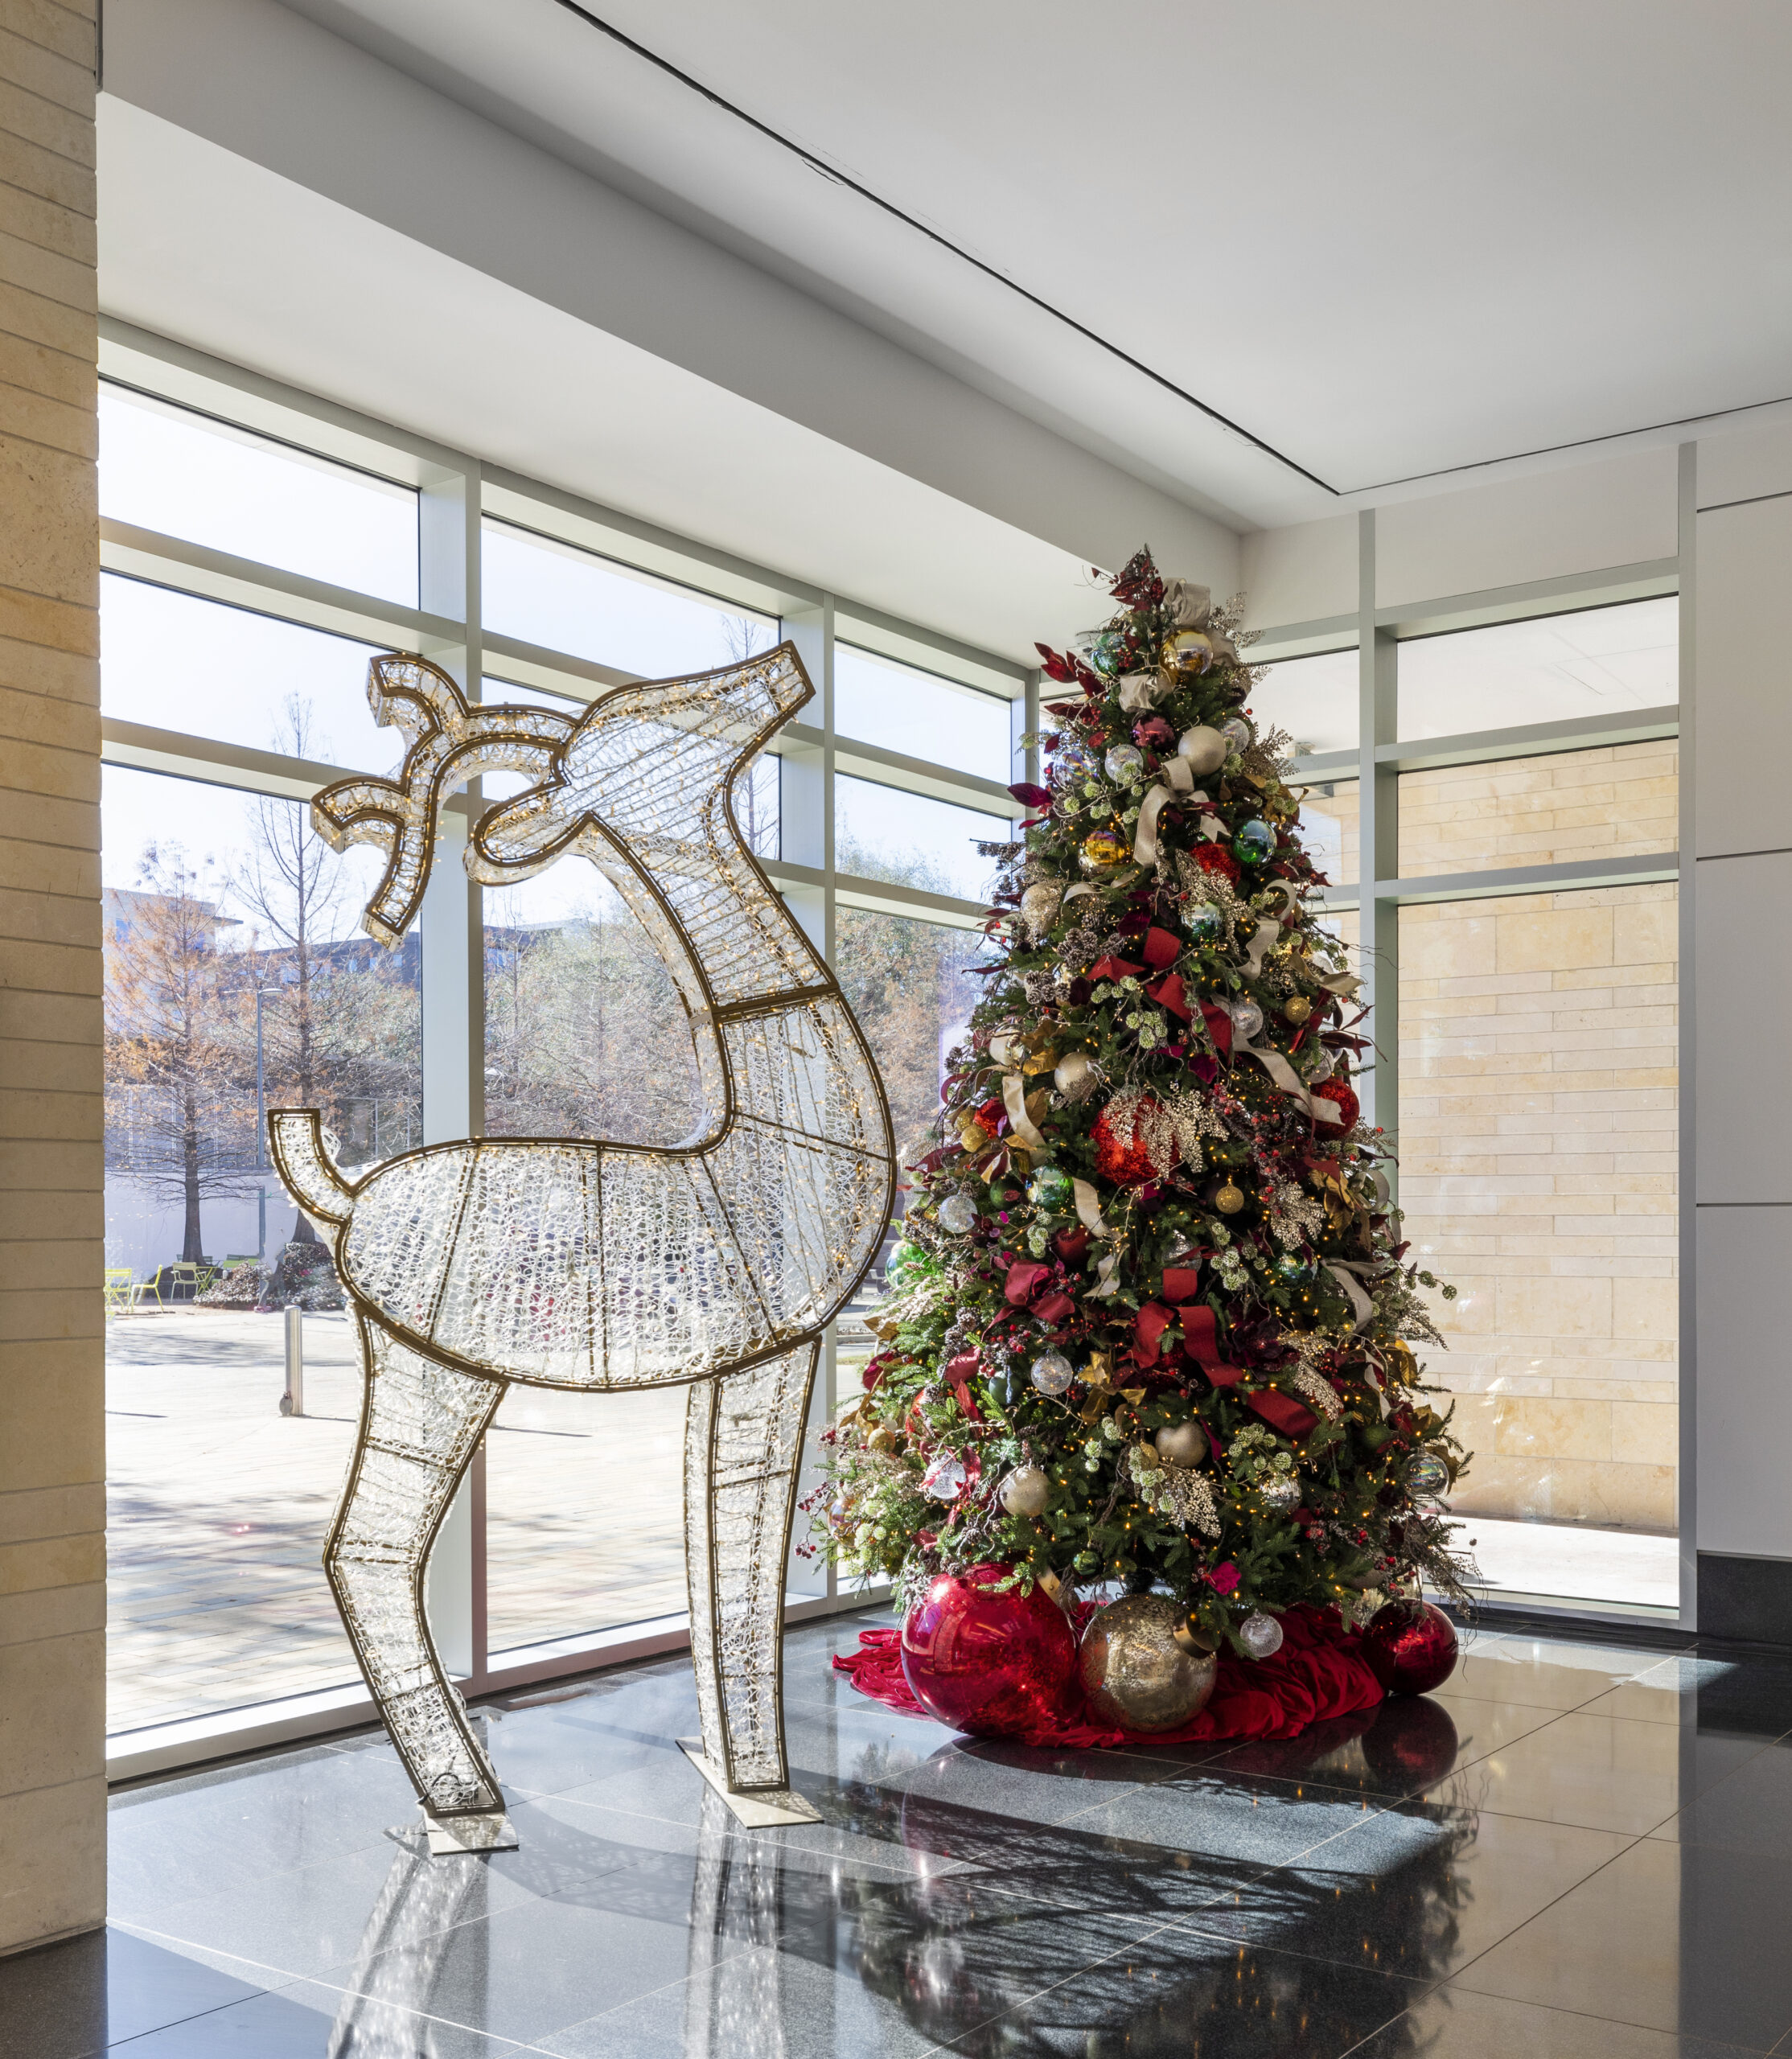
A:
[1089,955,1144,982]
[1199,1000,1233,1054]
[1002,1257,1075,1325]
[1182,1305,1318,1439]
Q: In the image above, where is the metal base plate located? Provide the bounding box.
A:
[677,1740,822,1826]
[425,1810,520,1855]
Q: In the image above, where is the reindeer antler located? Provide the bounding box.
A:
[312,655,576,947]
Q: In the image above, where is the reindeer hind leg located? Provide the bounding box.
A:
[683,1339,820,1819]
[327,1314,508,1843]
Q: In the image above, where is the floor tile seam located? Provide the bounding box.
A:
[252,1958,595,2052]
[99,1987,299,2057]
[1441,1962,1785,2054]
[108,1921,316,2000]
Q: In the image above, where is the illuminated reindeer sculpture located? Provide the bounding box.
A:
[269,645,894,1851]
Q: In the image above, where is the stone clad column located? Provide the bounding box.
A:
[0,0,103,1955]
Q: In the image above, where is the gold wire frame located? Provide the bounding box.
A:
[269,645,895,1843]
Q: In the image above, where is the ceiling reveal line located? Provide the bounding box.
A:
[545,0,1338,497]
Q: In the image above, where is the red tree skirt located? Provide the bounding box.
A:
[834,1603,1383,1749]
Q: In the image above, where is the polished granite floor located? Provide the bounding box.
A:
[10,1609,1792,2057]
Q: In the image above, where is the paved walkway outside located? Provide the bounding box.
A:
[105,1310,688,1734]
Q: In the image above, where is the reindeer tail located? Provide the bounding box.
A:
[267,1110,356,1228]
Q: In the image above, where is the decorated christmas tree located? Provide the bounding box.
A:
[816,550,1469,1728]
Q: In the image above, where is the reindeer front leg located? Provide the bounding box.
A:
[681,1342,821,1820]
[327,1315,512,1849]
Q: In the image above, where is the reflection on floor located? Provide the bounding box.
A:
[1450,1514,1680,1613]
[13,1608,1792,2056]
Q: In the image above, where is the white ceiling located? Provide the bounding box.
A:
[275,0,1792,513]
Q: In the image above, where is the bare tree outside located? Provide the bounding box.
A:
[105,846,259,1262]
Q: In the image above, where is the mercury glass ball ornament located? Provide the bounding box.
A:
[1104,743,1145,783]
[1079,1594,1219,1731]
[1232,818,1276,866]
[1080,828,1130,873]
[1018,882,1062,934]
[1228,997,1265,1042]
[1219,715,1254,755]
[922,1453,967,1502]
[1153,1420,1208,1469]
[1054,1050,1095,1095]
[1238,1609,1285,1659]
[1027,1165,1073,1212]
[1260,1475,1301,1516]
[1404,1449,1452,1499]
[999,1463,1051,1517]
[937,1192,979,1235]
[1162,630,1214,679]
[1030,1350,1075,1397]
[1177,724,1228,777]
[1214,1178,1245,1214]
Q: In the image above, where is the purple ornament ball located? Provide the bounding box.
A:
[1361,1599,1459,1697]
[901,1564,1077,1737]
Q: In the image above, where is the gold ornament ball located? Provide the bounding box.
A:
[999,1463,1051,1517]
[1215,1179,1245,1214]
[1154,1420,1208,1469]
[1161,631,1214,680]
[1283,995,1313,1025]
[1079,1594,1219,1732]
[866,1425,899,1454]
[1079,828,1130,873]
[1054,1050,1095,1095]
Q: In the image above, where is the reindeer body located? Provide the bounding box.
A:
[270,646,894,1842]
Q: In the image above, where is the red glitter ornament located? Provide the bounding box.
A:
[1359,1599,1458,1696]
[901,1564,1077,1736]
[1092,1102,1159,1184]
[1188,844,1241,888]
[1312,1076,1360,1131]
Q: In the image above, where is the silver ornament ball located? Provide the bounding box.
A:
[1030,1350,1075,1397]
[1177,725,1228,777]
[1219,716,1254,756]
[1079,1595,1219,1732]
[1239,1609,1284,1658]
[1000,1464,1051,1517]
[1104,743,1145,783]
[1260,1475,1301,1515]
[937,1192,979,1235]
[1229,998,1265,1042]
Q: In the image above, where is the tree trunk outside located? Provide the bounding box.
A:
[181,1097,203,1262]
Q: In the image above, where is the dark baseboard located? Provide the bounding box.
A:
[1696,1552,1792,1651]
[1438,1599,1695,1654]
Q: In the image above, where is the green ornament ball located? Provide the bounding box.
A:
[1232,818,1275,865]
[1028,1165,1073,1211]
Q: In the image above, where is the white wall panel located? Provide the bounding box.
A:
[1693,850,1792,1204]
[1693,495,1792,858]
[1376,447,1677,609]
[1239,516,1356,631]
[1697,419,1792,511]
[1695,1206,1792,1556]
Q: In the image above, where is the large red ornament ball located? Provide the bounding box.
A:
[1188,843,1242,888]
[901,1564,1077,1736]
[1312,1075,1360,1131]
[1360,1600,1459,1697]
[1093,1102,1160,1184]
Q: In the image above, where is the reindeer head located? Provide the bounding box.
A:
[311,646,812,948]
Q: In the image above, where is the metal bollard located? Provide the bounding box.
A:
[281,1305,304,1417]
